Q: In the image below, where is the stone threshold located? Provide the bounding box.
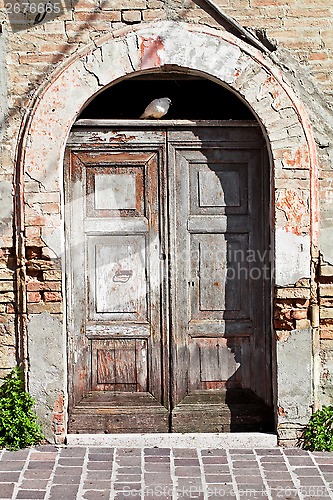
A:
[66,432,278,448]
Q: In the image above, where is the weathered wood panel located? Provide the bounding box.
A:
[171,389,273,433]
[68,391,169,433]
[168,127,270,413]
[65,131,169,431]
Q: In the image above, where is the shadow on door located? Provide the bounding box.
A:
[66,72,274,434]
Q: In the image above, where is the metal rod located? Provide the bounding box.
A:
[199,0,271,54]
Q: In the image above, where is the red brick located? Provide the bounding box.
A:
[53,394,64,413]
[25,227,41,238]
[19,53,64,64]
[25,214,47,226]
[44,292,62,302]
[320,327,333,340]
[27,292,42,303]
[250,0,277,6]
[53,425,66,435]
[291,309,308,320]
[142,9,167,20]
[41,202,60,214]
[27,281,61,292]
[52,413,64,424]
[27,302,62,314]
[74,10,121,21]
[6,304,15,314]
[122,10,142,22]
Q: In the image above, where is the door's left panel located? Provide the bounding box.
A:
[65,129,169,433]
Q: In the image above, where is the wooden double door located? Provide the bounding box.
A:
[66,122,272,433]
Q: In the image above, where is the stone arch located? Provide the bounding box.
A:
[16,20,319,441]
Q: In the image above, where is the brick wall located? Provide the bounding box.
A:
[0,0,332,441]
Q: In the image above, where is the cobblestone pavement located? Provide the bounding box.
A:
[0,446,332,500]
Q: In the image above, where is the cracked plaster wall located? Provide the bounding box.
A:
[276,328,313,446]
[269,48,333,266]
[27,312,65,442]
[11,22,319,443]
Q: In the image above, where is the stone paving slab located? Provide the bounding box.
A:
[0,446,332,499]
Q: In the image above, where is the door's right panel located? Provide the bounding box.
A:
[168,126,270,408]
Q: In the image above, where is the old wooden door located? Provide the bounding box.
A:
[66,122,271,433]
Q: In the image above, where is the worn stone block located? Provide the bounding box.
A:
[122,10,142,23]
[0,292,15,303]
[320,307,333,319]
[319,284,333,297]
[275,287,311,299]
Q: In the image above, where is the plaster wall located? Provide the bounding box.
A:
[9,21,318,443]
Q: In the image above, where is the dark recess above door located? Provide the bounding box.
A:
[78,75,255,121]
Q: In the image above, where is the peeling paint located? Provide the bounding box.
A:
[276,189,308,236]
[282,145,310,170]
[275,228,310,286]
[138,35,163,69]
[278,406,287,417]
[258,75,284,111]
[28,312,64,442]
[276,330,291,342]
[276,328,312,424]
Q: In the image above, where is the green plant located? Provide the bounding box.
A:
[0,367,44,450]
[301,405,333,451]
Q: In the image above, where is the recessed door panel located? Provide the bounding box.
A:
[88,235,147,319]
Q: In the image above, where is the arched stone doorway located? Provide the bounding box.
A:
[16,21,318,442]
[65,72,272,433]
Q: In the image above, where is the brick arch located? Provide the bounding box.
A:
[17,21,319,442]
[19,21,318,256]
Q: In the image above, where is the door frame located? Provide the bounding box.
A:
[65,119,273,431]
